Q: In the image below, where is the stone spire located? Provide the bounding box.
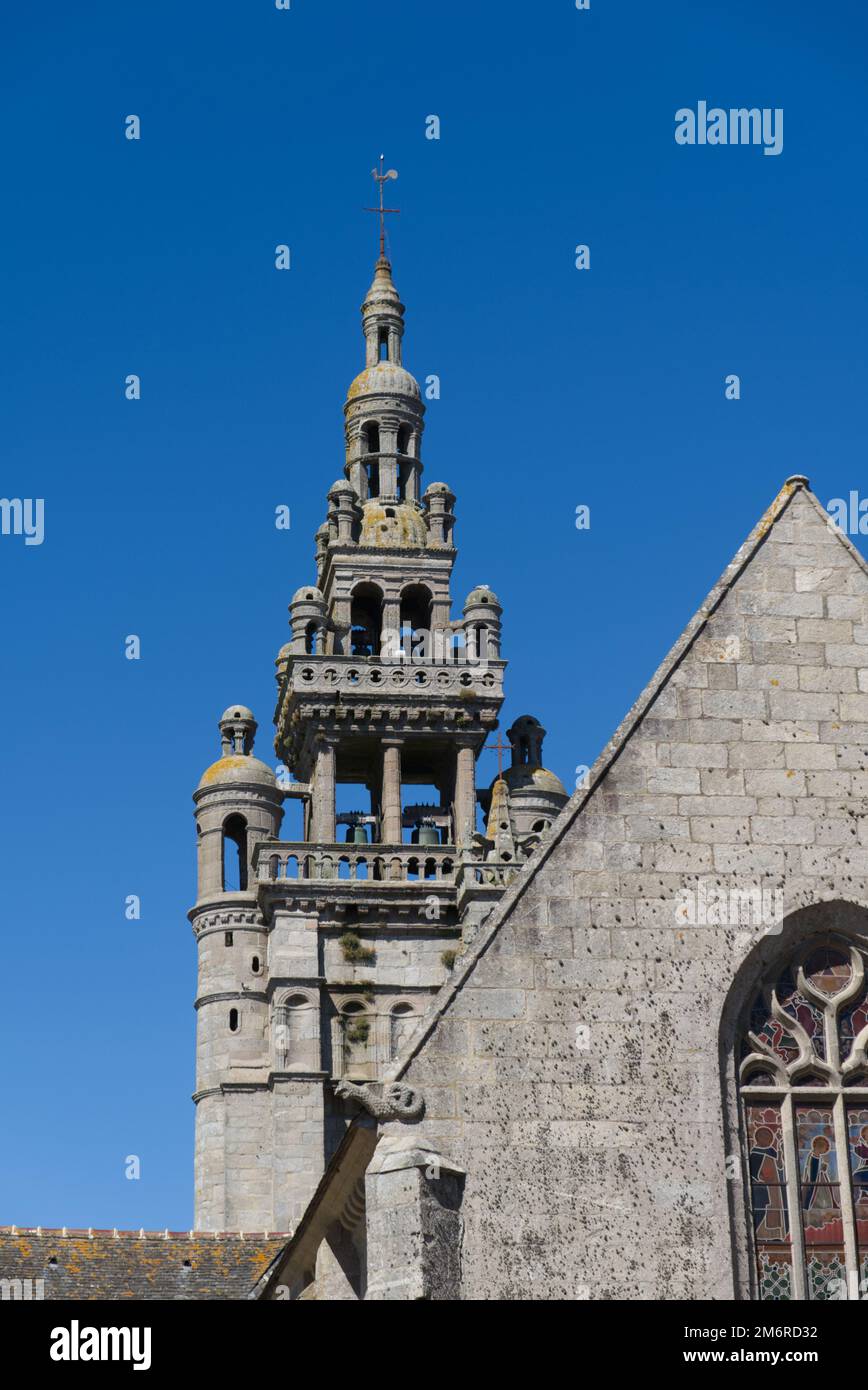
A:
[343,252,426,515]
[361,255,405,368]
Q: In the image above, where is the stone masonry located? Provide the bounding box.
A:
[188,249,567,1235]
[270,475,868,1300]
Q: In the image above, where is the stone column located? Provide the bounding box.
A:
[379,422,398,500]
[454,742,476,847]
[332,595,351,656]
[313,739,337,843]
[381,740,402,844]
[381,598,401,660]
[364,1137,465,1301]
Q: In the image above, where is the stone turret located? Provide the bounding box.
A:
[498,715,569,838]
[190,707,283,1230]
[344,256,426,512]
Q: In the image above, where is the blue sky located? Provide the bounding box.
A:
[2,0,866,1228]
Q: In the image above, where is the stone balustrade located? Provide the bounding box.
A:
[287,654,505,698]
[254,841,458,885]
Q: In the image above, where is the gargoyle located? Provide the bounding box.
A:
[334,1079,425,1121]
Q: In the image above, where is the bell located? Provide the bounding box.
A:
[351,823,369,845]
[417,823,439,847]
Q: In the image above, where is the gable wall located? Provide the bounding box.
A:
[388,487,868,1299]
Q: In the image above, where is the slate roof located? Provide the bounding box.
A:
[0,1228,289,1300]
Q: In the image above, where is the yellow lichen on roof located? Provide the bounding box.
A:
[200,756,249,785]
[754,477,800,541]
[359,501,427,548]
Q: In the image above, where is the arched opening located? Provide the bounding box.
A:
[304,621,323,655]
[350,583,382,657]
[222,814,248,891]
[276,993,310,1069]
[390,1003,415,1060]
[400,584,432,659]
[229,1008,239,1033]
[362,423,380,498]
[340,1000,372,1078]
[732,919,868,1301]
[378,328,389,362]
[470,625,490,663]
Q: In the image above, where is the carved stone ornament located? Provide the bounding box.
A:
[334,1079,425,1121]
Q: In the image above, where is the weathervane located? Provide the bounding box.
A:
[365,154,399,257]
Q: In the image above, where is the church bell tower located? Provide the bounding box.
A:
[189,176,566,1232]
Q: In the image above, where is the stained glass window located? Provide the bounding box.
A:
[847,1103,868,1289]
[746,1103,792,1299]
[740,940,868,1300]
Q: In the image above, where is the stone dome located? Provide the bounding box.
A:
[465,586,501,609]
[346,362,421,402]
[359,501,427,548]
[219,704,255,724]
[197,755,276,792]
[290,585,324,605]
[493,764,568,799]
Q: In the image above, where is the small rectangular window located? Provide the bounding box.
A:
[225,931,233,947]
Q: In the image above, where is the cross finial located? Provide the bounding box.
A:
[365,154,399,258]
[484,733,510,780]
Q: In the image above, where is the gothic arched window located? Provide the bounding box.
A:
[739,940,868,1301]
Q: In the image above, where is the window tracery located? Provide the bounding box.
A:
[740,941,868,1300]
